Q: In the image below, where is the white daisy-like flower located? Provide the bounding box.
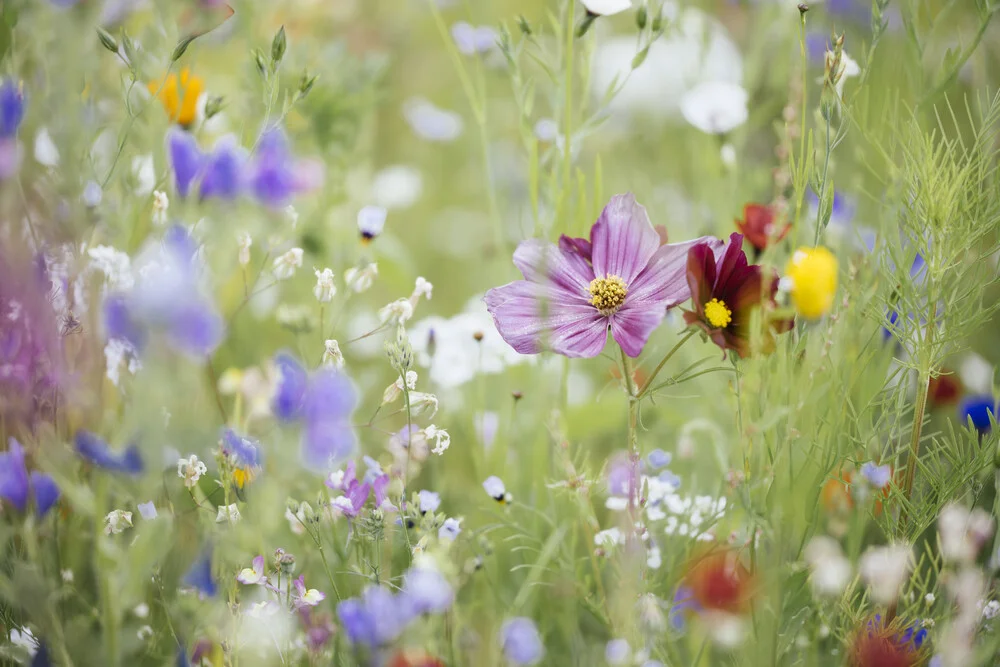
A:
[680,81,749,135]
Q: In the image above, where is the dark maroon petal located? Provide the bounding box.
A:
[685,242,718,309]
[714,233,749,296]
[727,265,765,317]
[558,235,593,263]
[590,193,661,284]
[512,238,594,299]
[628,236,723,311]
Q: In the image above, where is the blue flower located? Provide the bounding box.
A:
[31,642,50,667]
[500,617,544,666]
[183,549,217,597]
[646,448,672,469]
[272,353,358,470]
[167,129,204,199]
[246,129,321,208]
[74,430,144,475]
[860,462,892,489]
[959,395,996,434]
[401,565,453,614]
[0,80,25,138]
[336,585,416,647]
[197,137,246,200]
[0,438,59,517]
[221,428,262,468]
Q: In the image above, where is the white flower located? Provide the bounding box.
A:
[61,569,74,583]
[379,298,414,325]
[959,352,993,395]
[133,603,150,618]
[358,206,388,241]
[323,339,345,368]
[705,611,746,648]
[83,180,103,207]
[803,536,852,596]
[582,0,631,15]
[104,509,134,535]
[344,263,378,293]
[424,425,451,455]
[925,593,936,606]
[272,248,303,280]
[34,128,60,167]
[137,501,158,520]
[411,276,433,302]
[938,503,995,564]
[439,517,462,541]
[152,190,169,226]
[408,391,439,417]
[10,627,38,656]
[533,118,559,142]
[451,22,499,55]
[680,81,749,135]
[313,268,336,303]
[216,503,241,523]
[245,601,280,619]
[859,544,912,605]
[983,600,1000,620]
[823,50,861,98]
[237,556,268,586]
[137,625,154,641]
[177,455,207,489]
[483,475,507,501]
[595,527,623,548]
[382,371,418,405]
[88,245,134,292]
[237,232,252,266]
[372,165,423,210]
[403,97,464,142]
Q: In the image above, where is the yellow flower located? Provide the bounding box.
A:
[148,68,204,126]
[233,466,256,490]
[785,247,838,319]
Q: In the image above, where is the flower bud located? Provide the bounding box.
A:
[171,35,197,63]
[517,15,532,36]
[271,26,287,68]
[97,27,119,54]
[299,72,318,98]
[252,49,268,77]
[636,5,648,29]
[576,14,597,38]
[204,95,224,120]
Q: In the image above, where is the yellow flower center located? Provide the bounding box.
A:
[704,298,733,328]
[784,247,838,320]
[589,274,628,316]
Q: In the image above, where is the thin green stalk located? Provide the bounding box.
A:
[898,371,930,535]
[561,0,576,233]
[638,329,695,398]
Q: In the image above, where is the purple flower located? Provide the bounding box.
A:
[668,586,701,630]
[183,549,216,597]
[402,565,454,614]
[167,129,247,201]
[439,517,462,541]
[246,129,321,208]
[606,452,638,498]
[500,617,544,666]
[337,585,415,647]
[860,462,892,489]
[272,353,358,470]
[0,439,59,517]
[221,428,262,468]
[646,448,671,470]
[417,489,440,513]
[0,80,25,138]
[485,193,721,358]
[167,129,204,198]
[451,22,498,55]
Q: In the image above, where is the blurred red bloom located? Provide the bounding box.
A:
[387,651,445,667]
[683,550,753,614]
[735,204,790,253]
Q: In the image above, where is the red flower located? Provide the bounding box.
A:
[928,372,962,408]
[684,233,793,357]
[849,618,925,667]
[735,204,790,252]
[388,651,446,667]
[683,551,753,614]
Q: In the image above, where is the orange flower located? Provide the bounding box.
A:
[683,550,754,614]
[148,68,204,126]
[821,469,855,513]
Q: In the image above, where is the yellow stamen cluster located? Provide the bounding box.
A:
[704,298,733,329]
[589,274,628,315]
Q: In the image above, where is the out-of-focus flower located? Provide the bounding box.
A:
[735,204,790,253]
[0,79,25,138]
[486,194,722,358]
[605,639,630,665]
[183,549,217,598]
[0,439,59,517]
[388,651,446,667]
[582,0,631,14]
[372,165,423,210]
[938,503,995,564]
[784,246,838,319]
[849,616,925,667]
[500,617,544,666]
[859,545,912,605]
[215,503,241,523]
[358,205,387,244]
[958,353,992,395]
[237,232,252,266]
[177,454,207,488]
[137,501,158,520]
[417,490,440,514]
[152,190,170,226]
[680,81,748,135]
[380,299,414,325]
[958,395,995,434]
[293,576,326,607]
[9,627,38,657]
[684,232,792,357]
[344,263,378,292]
[149,68,204,126]
[824,50,861,99]
[860,462,892,490]
[104,509,133,535]
[246,129,323,208]
[322,340,345,368]
[682,551,753,615]
[439,517,462,541]
[313,268,336,303]
[483,475,509,503]
[451,22,498,55]
[402,563,454,613]
[337,585,415,647]
[74,431,144,475]
[272,248,303,280]
[34,127,60,167]
[272,353,358,470]
[403,97,464,142]
[804,536,852,596]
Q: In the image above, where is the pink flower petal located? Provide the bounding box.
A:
[629,236,726,308]
[610,304,666,357]
[590,193,661,284]
[512,238,594,295]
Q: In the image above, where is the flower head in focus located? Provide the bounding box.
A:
[735,204,790,254]
[149,68,204,126]
[293,576,326,608]
[485,194,723,358]
[784,246,838,319]
[684,233,793,357]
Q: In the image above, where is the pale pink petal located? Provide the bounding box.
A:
[512,238,594,295]
[484,281,609,357]
[590,193,661,284]
[610,305,666,357]
[628,236,726,309]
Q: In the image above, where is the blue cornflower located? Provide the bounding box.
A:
[959,395,996,434]
[183,549,217,598]
[0,438,60,517]
[74,430,143,475]
[499,617,544,666]
[102,225,224,357]
[272,353,358,470]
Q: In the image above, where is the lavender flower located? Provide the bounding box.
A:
[500,617,544,666]
[485,194,722,358]
[182,549,217,598]
[417,489,440,513]
[167,129,247,201]
[402,564,454,614]
[0,439,59,517]
[74,430,144,475]
[337,585,415,647]
[860,462,892,490]
[221,428,262,468]
[0,80,24,180]
[451,22,498,55]
[246,129,322,208]
[272,353,358,470]
[439,517,462,541]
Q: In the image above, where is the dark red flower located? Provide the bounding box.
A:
[928,372,961,408]
[849,617,926,667]
[387,651,446,667]
[683,233,793,357]
[683,551,753,614]
[735,204,790,252]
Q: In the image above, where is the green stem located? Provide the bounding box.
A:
[637,329,695,399]
[561,0,576,233]
[898,371,930,535]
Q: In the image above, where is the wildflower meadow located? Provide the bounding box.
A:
[3,0,1000,665]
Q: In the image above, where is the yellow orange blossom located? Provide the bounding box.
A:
[148,68,204,126]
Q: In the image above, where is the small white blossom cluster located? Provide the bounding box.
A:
[178,454,208,489]
[379,276,434,325]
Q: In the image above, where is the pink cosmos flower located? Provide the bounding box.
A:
[485,193,723,358]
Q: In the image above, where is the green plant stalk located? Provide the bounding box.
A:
[561,0,576,233]
[620,346,639,518]
[898,370,930,534]
[638,329,695,398]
